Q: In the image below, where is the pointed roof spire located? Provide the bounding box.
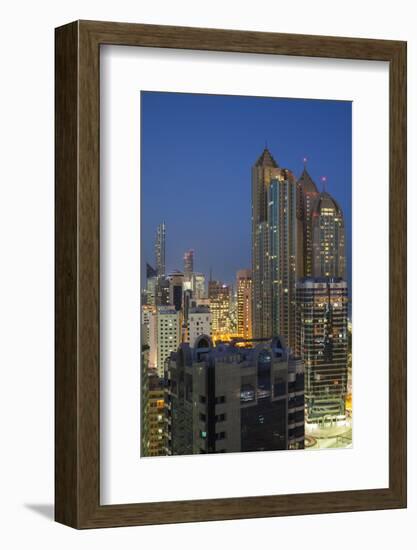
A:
[254,147,278,168]
[321,176,327,193]
[297,162,318,194]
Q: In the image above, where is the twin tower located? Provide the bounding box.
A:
[251,147,346,348]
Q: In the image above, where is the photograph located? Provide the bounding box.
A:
[140,91,352,457]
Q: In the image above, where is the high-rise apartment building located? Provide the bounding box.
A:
[236,269,252,339]
[155,277,170,306]
[251,148,300,348]
[141,369,166,457]
[156,306,181,378]
[297,167,319,277]
[208,280,231,339]
[186,305,212,346]
[183,249,194,279]
[141,304,156,347]
[192,273,206,300]
[155,222,166,277]
[166,337,304,455]
[311,192,346,279]
[268,170,299,349]
[144,263,157,306]
[252,148,281,339]
[295,277,348,423]
[168,271,184,311]
[148,310,158,370]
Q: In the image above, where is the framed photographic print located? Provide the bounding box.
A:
[55,20,407,528]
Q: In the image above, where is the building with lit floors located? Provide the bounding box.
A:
[296,166,319,277]
[168,271,184,311]
[156,276,170,306]
[268,170,299,349]
[156,306,181,378]
[155,222,166,277]
[251,148,300,348]
[295,277,348,424]
[183,249,194,279]
[141,304,155,347]
[186,305,212,346]
[165,336,304,455]
[141,368,166,457]
[237,269,252,339]
[252,148,281,339]
[143,263,157,306]
[311,191,346,279]
[191,273,206,299]
[208,280,231,340]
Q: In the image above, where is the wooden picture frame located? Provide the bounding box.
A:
[55,20,407,529]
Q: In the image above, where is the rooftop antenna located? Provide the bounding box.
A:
[321,176,327,193]
[209,267,213,282]
[303,156,308,168]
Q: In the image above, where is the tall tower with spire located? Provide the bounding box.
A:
[251,148,281,339]
[296,162,319,277]
[251,147,300,348]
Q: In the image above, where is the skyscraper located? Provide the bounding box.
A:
[156,306,180,378]
[191,273,206,300]
[311,192,346,279]
[183,249,194,279]
[295,277,348,423]
[252,148,281,339]
[155,222,166,277]
[251,148,300,348]
[297,166,319,277]
[141,304,155,347]
[155,277,170,306]
[144,263,157,306]
[268,169,299,349]
[168,271,184,311]
[208,280,231,339]
[236,269,252,339]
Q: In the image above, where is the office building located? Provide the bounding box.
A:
[297,166,319,277]
[165,336,304,455]
[251,148,300,348]
[311,191,346,279]
[186,305,212,346]
[144,263,157,306]
[141,369,166,457]
[208,280,231,339]
[168,271,184,311]
[183,249,194,279]
[155,276,170,306]
[156,306,181,378]
[192,273,206,300]
[236,269,252,339]
[295,277,348,423]
[252,148,281,339]
[155,222,166,277]
[141,304,156,347]
[268,170,299,349]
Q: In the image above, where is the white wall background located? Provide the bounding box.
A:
[0,0,414,547]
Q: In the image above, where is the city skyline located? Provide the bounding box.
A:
[141,92,352,457]
[141,91,352,292]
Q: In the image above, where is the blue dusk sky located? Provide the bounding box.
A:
[141,91,352,292]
